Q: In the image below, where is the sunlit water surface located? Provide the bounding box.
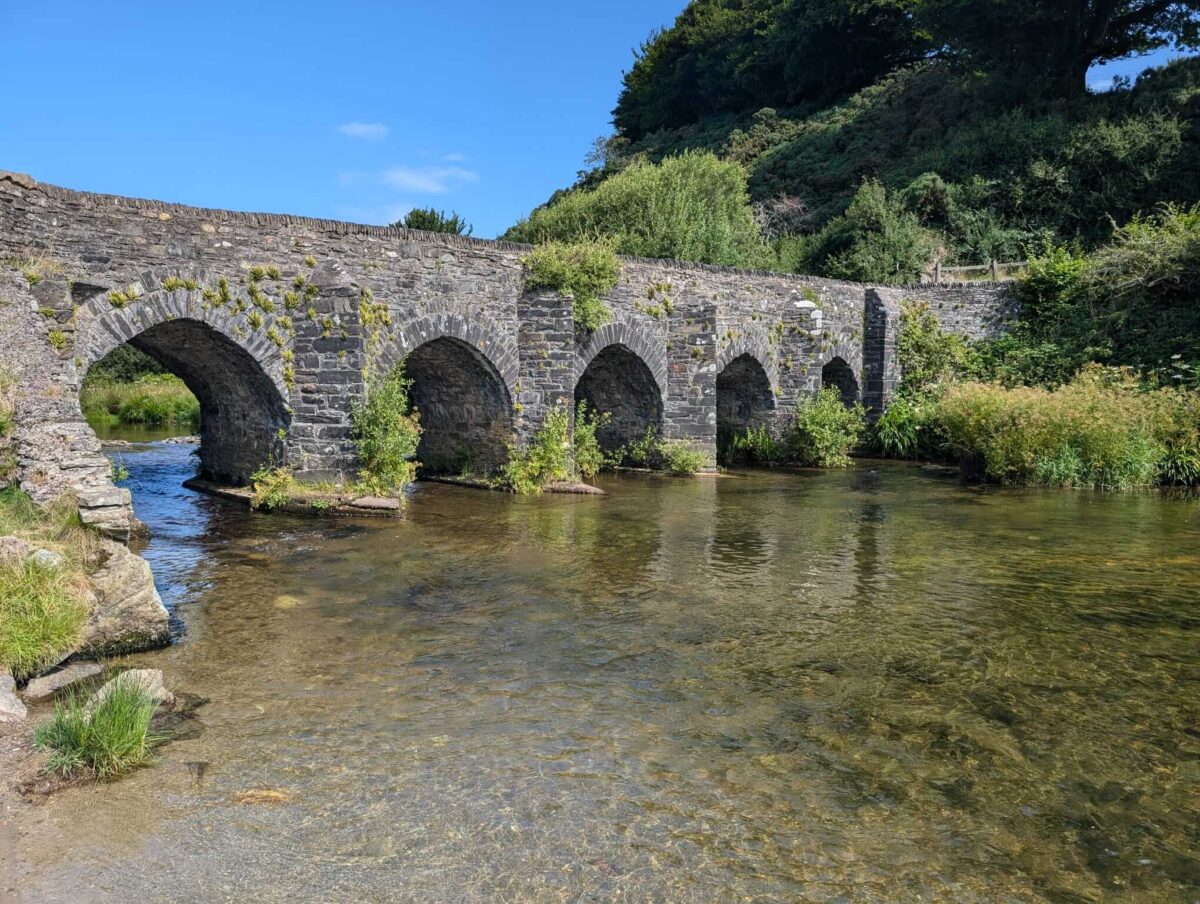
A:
[5,435,1199,903]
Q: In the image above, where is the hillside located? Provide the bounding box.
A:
[506,1,1200,281]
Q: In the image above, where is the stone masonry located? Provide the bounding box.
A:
[0,171,1018,528]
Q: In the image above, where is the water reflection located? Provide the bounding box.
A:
[5,440,1198,903]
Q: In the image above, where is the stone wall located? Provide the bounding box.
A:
[0,170,1019,507]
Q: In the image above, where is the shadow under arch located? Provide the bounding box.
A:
[574,343,665,454]
[716,352,776,463]
[86,318,290,485]
[822,356,861,407]
[405,336,514,474]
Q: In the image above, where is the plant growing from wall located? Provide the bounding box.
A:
[521,238,620,332]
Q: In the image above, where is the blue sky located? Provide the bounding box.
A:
[0,3,1188,238]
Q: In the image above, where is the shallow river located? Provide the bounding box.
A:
[6,437,1200,903]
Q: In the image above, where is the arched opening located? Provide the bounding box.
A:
[716,354,775,464]
[81,318,290,485]
[822,357,860,407]
[574,344,664,456]
[405,337,513,475]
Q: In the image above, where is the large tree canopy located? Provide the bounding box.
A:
[615,0,1200,139]
[613,0,927,139]
[919,0,1200,91]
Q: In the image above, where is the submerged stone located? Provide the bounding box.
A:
[22,661,104,703]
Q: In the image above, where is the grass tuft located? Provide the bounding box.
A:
[35,677,164,779]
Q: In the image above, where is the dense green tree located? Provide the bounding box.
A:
[393,208,472,236]
[613,0,927,139]
[917,0,1200,93]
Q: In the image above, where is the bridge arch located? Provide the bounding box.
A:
[376,313,518,475]
[821,355,861,407]
[575,322,666,456]
[75,269,291,485]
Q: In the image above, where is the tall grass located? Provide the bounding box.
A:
[35,678,164,778]
[0,488,94,680]
[932,367,1200,489]
[0,559,88,681]
[80,374,199,429]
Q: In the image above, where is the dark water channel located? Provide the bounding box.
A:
[6,435,1199,903]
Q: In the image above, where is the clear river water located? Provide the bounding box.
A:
[5,435,1199,903]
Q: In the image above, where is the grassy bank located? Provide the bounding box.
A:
[80,374,199,430]
[0,489,93,681]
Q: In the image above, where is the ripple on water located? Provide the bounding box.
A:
[5,441,1199,904]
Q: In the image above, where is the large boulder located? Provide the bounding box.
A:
[77,540,170,656]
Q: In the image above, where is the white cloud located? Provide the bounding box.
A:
[337,122,389,141]
[381,165,478,194]
[443,152,469,163]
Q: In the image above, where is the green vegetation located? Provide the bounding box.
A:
[933,368,1200,489]
[249,466,298,511]
[718,424,784,466]
[35,677,164,779]
[393,208,473,236]
[503,406,573,494]
[621,428,709,475]
[81,374,200,429]
[351,363,422,494]
[520,238,621,332]
[507,152,767,269]
[788,388,867,467]
[0,368,14,439]
[572,402,609,480]
[0,489,92,681]
[512,1,1200,281]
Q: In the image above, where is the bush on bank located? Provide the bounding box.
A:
[933,369,1200,489]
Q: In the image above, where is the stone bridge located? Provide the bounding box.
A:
[0,171,1015,533]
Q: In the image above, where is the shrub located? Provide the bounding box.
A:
[931,367,1200,489]
[619,427,709,474]
[35,677,164,779]
[896,302,980,396]
[249,467,296,511]
[521,238,621,332]
[572,401,609,480]
[717,425,785,465]
[503,406,572,493]
[870,396,923,458]
[507,151,769,269]
[788,388,867,467]
[394,208,473,236]
[351,364,422,493]
[660,441,709,475]
[803,179,938,284]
